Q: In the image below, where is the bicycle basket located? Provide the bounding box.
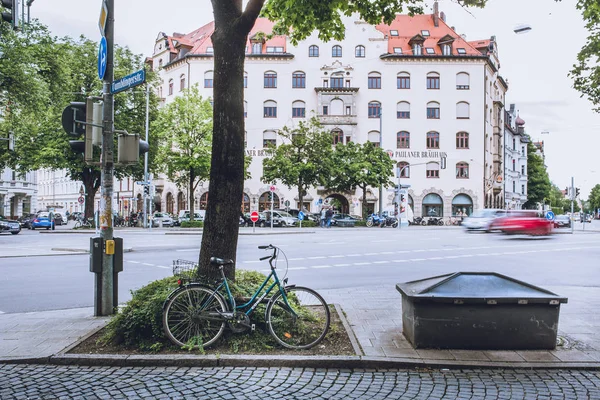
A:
[172,259,198,281]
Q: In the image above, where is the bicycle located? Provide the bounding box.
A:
[74,217,93,229]
[162,244,330,350]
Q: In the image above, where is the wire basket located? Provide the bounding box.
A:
[172,259,198,282]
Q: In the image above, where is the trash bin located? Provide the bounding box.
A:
[396,272,568,350]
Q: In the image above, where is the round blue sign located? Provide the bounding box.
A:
[298,211,305,221]
[317,199,323,205]
[545,211,555,221]
[98,37,107,80]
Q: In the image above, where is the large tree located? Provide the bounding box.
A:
[262,117,333,211]
[524,140,551,209]
[154,85,212,222]
[588,184,600,214]
[201,0,490,280]
[571,0,600,110]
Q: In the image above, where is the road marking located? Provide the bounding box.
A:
[333,263,351,267]
[0,310,4,314]
[175,249,197,252]
[409,258,427,262]
[288,257,305,261]
[353,262,371,266]
[127,261,141,264]
[373,261,388,264]
[393,259,409,263]
[428,257,445,260]
[307,256,326,259]
[364,252,379,256]
[155,265,169,269]
[142,263,154,266]
[243,260,261,264]
[347,254,362,257]
[288,267,308,270]
[328,255,345,258]
[380,251,394,254]
[371,239,396,243]
[312,265,332,269]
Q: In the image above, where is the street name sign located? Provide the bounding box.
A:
[135,181,149,186]
[112,69,146,94]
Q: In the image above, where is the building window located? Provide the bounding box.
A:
[180,74,186,91]
[244,72,248,88]
[158,59,163,69]
[263,130,277,147]
[398,161,410,177]
[355,45,365,58]
[512,159,516,171]
[263,100,277,118]
[457,48,466,55]
[331,75,343,88]
[513,138,516,150]
[456,162,469,179]
[425,48,435,54]
[513,181,516,193]
[456,132,469,149]
[390,30,399,36]
[456,102,470,119]
[259,192,280,211]
[331,129,343,145]
[292,100,306,118]
[368,101,381,118]
[252,43,262,54]
[426,131,440,149]
[427,72,440,89]
[426,162,440,179]
[368,72,381,89]
[266,46,284,53]
[397,131,410,148]
[204,71,213,88]
[413,44,422,55]
[521,165,525,175]
[522,146,525,155]
[168,79,173,95]
[206,47,214,54]
[456,72,470,89]
[397,101,410,119]
[244,101,247,118]
[264,71,277,88]
[393,47,403,54]
[332,45,342,57]
[323,105,328,115]
[292,71,306,88]
[421,30,430,37]
[521,184,525,195]
[427,102,440,119]
[368,131,380,147]
[397,72,410,89]
[442,44,452,55]
[345,105,351,115]
[309,45,319,57]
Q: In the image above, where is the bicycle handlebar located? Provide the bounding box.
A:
[259,255,271,261]
[258,245,270,249]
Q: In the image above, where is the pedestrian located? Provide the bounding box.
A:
[320,207,326,228]
[325,208,333,228]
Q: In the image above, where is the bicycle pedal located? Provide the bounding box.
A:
[251,324,255,331]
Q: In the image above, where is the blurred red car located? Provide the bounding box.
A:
[489,210,553,236]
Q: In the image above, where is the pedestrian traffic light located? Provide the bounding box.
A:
[1,0,19,30]
[143,185,150,196]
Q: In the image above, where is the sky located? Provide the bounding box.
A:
[31,0,600,198]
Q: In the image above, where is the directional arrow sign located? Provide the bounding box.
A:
[98,36,107,80]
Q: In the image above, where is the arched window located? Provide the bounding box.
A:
[204,71,213,88]
[177,192,186,211]
[309,45,319,57]
[332,45,342,57]
[331,128,344,145]
[456,72,470,89]
[264,71,277,88]
[397,131,410,149]
[168,79,173,95]
[397,161,410,178]
[355,45,366,58]
[292,71,306,88]
[422,193,443,217]
[199,192,209,210]
[368,101,381,118]
[263,100,277,118]
[368,72,381,89]
[427,101,440,119]
[426,72,440,89]
[330,72,343,88]
[457,102,470,119]
[180,74,186,91]
[397,101,410,119]
[368,131,380,147]
[292,100,306,118]
[452,194,473,216]
[512,159,516,171]
[330,98,344,115]
[456,162,469,179]
[397,72,410,89]
[456,132,469,149]
[426,162,440,179]
[263,130,277,147]
[259,192,280,211]
[166,192,174,214]
[244,71,248,88]
[244,101,247,118]
[426,131,440,149]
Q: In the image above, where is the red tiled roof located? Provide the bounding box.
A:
[468,39,491,50]
[376,14,482,56]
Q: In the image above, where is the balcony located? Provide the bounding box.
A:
[314,87,359,94]
[317,114,358,126]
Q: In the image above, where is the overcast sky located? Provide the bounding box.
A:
[32,0,600,198]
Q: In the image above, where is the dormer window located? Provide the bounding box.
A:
[442,44,451,55]
[413,44,422,55]
[426,48,435,54]
[393,47,403,54]
[390,30,399,36]
[457,48,466,55]
[421,30,430,37]
[252,43,262,54]
[206,47,213,54]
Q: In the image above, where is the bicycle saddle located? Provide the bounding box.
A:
[210,257,234,266]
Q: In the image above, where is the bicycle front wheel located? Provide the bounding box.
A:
[266,286,330,350]
[74,221,82,229]
[163,286,227,349]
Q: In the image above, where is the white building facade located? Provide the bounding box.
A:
[150,5,509,219]
[0,168,37,218]
[503,104,528,209]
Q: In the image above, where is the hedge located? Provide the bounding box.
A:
[181,221,203,228]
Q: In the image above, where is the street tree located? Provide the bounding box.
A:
[153,85,212,223]
[261,117,333,212]
[571,0,600,111]
[329,141,395,218]
[588,184,600,214]
[201,0,486,280]
[524,140,551,209]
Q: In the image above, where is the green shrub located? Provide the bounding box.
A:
[181,221,203,228]
[300,220,316,227]
[354,220,367,227]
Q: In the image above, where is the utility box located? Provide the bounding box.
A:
[396,272,568,350]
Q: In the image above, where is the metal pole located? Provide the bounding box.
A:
[571,176,574,235]
[99,0,115,316]
[379,107,383,217]
[397,168,401,230]
[270,191,273,229]
[143,85,149,229]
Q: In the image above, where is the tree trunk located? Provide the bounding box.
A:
[200,1,259,281]
[82,168,101,219]
[361,184,368,219]
[189,168,195,222]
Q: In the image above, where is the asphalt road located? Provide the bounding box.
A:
[1,226,599,313]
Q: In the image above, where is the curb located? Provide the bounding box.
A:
[165,231,316,236]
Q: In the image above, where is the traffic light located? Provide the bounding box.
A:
[143,185,150,196]
[1,0,19,30]
[576,188,580,198]
[117,133,149,165]
[400,194,405,203]
[61,98,101,162]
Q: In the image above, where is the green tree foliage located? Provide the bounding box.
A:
[524,140,551,209]
[329,141,394,218]
[153,86,212,222]
[261,117,333,210]
[548,183,580,214]
[588,184,600,213]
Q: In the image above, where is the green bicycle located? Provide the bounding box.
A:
[162,244,330,350]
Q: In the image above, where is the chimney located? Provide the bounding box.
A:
[440,11,446,23]
[433,1,439,27]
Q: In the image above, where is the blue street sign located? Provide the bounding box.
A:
[98,37,107,80]
[298,211,305,221]
[545,211,555,221]
[317,199,323,205]
[135,181,149,186]
[111,69,146,94]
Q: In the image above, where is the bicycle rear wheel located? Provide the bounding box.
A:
[163,286,227,348]
[266,286,330,350]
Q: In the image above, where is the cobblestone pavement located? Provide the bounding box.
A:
[1,365,600,399]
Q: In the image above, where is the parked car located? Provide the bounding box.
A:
[240,212,266,227]
[53,213,66,226]
[462,209,506,232]
[331,213,360,227]
[17,214,37,229]
[0,215,21,234]
[554,215,571,228]
[177,210,205,224]
[30,216,54,230]
[489,210,553,236]
[152,212,174,227]
[262,210,298,227]
[276,208,318,223]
